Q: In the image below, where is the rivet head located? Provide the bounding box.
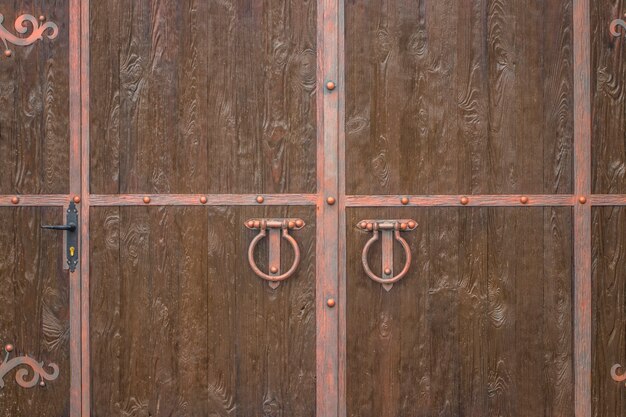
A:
[407,221,417,229]
[256,196,264,204]
[4,50,11,57]
[247,220,255,228]
[73,196,81,204]
[11,196,19,204]
[326,196,336,205]
[366,223,374,231]
[359,221,368,229]
[288,221,295,229]
[327,298,336,308]
[143,196,151,204]
[253,220,261,228]
[200,196,207,204]
[460,197,469,205]
[400,223,408,230]
[326,81,335,90]
[579,196,587,204]
[520,196,529,204]
[270,266,279,274]
[295,219,304,228]
[401,197,409,205]
[39,380,45,387]
[39,15,45,22]
[384,268,392,275]
[5,344,14,352]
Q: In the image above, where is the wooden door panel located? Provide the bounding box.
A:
[345,0,574,196]
[592,1,626,194]
[89,0,317,195]
[0,1,70,195]
[592,207,626,417]
[346,207,574,417]
[0,207,70,416]
[89,206,316,417]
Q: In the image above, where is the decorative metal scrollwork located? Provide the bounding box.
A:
[245,218,305,289]
[611,363,626,386]
[611,17,626,37]
[0,14,58,57]
[0,343,59,389]
[357,219,418,291]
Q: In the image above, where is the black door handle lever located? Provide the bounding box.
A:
[41,223,76,232]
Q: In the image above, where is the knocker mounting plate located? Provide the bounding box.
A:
[357,219,418,291]
[0,343,59,389]
[245,218,305,289]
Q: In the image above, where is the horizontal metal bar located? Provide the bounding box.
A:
[89,194,318,206]
[589,195,626,206]
[346,195,577,207]
[0,195,70,206]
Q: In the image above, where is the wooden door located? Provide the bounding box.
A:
[2,1,626,417]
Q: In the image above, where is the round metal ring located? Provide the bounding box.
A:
[247,228,301,283]
[361,229,412,285]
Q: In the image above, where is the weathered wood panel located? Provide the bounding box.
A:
[592,2,626,194]
[90,206,316,417]
[89,0,317,195]
[345,0,574,195]
[0,1,70,195]
[592,207,626,417]
[346,207,573,417]
[0,207,70,417]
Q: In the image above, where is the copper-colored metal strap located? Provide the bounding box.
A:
[245,219,305,288]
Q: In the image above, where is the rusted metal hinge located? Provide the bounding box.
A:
[0,13,58,57]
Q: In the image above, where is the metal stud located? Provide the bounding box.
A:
[327,298,336,308]
[39,15,45,22]
[579,196,587,204]
[295,219,304,228]
[270,266,278,274]
[5,344,13,352]
[460,196,469,205]
[407,220,417,229]
[520,196,529,204]
[11,196,19,204]
[143,196,151,204]
[326,196,336,205]
[4,50,11,57]
[39,380,45,387]
[200,196,207,204]
[256,196,264,204]
[73,196,81,204]
[384,268,392,275]
[326,81,335,91]
[401,197,409,205]
[400,223,408,230]
[288,221,296,229]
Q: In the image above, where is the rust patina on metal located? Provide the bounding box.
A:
[0,13,57,57]
[0,344,59,389]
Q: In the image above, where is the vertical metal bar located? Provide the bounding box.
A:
[317,0,341,415]
[574,0,591,416]
[268,227,281,289]
[381,230,393,292]
[69,0,82,415]
[80,0,91,415]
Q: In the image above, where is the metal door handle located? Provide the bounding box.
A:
[358,219,418,291]
[245,218,305,289]
[40,201,79,272]
[41,223,76,231]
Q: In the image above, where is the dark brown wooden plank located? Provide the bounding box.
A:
[345,0,574,196]
[0,1,70,195]
[346,207,574,417]
[591,1,626,194]
[0,207,70,416]
[592,207,626,417]
[90,206,316,417]
[89,0,317,195]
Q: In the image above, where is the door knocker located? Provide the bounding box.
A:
[245,218,305,289]
[357,219,417,291]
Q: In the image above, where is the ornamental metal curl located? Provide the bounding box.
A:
[0,343,59,389]
[0,13,58,57]
[610,18,626,37]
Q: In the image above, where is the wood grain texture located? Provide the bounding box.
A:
[0,207,70,417]
[345,0,574,196]
[592,207,626,417]
[591,0,626,194]
[90,206,316,417]
[346,207,574,417]
[0,0,70,195]
[89,0,317,195]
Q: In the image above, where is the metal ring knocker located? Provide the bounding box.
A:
[246,218,305,289]
[358,220,418,291]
